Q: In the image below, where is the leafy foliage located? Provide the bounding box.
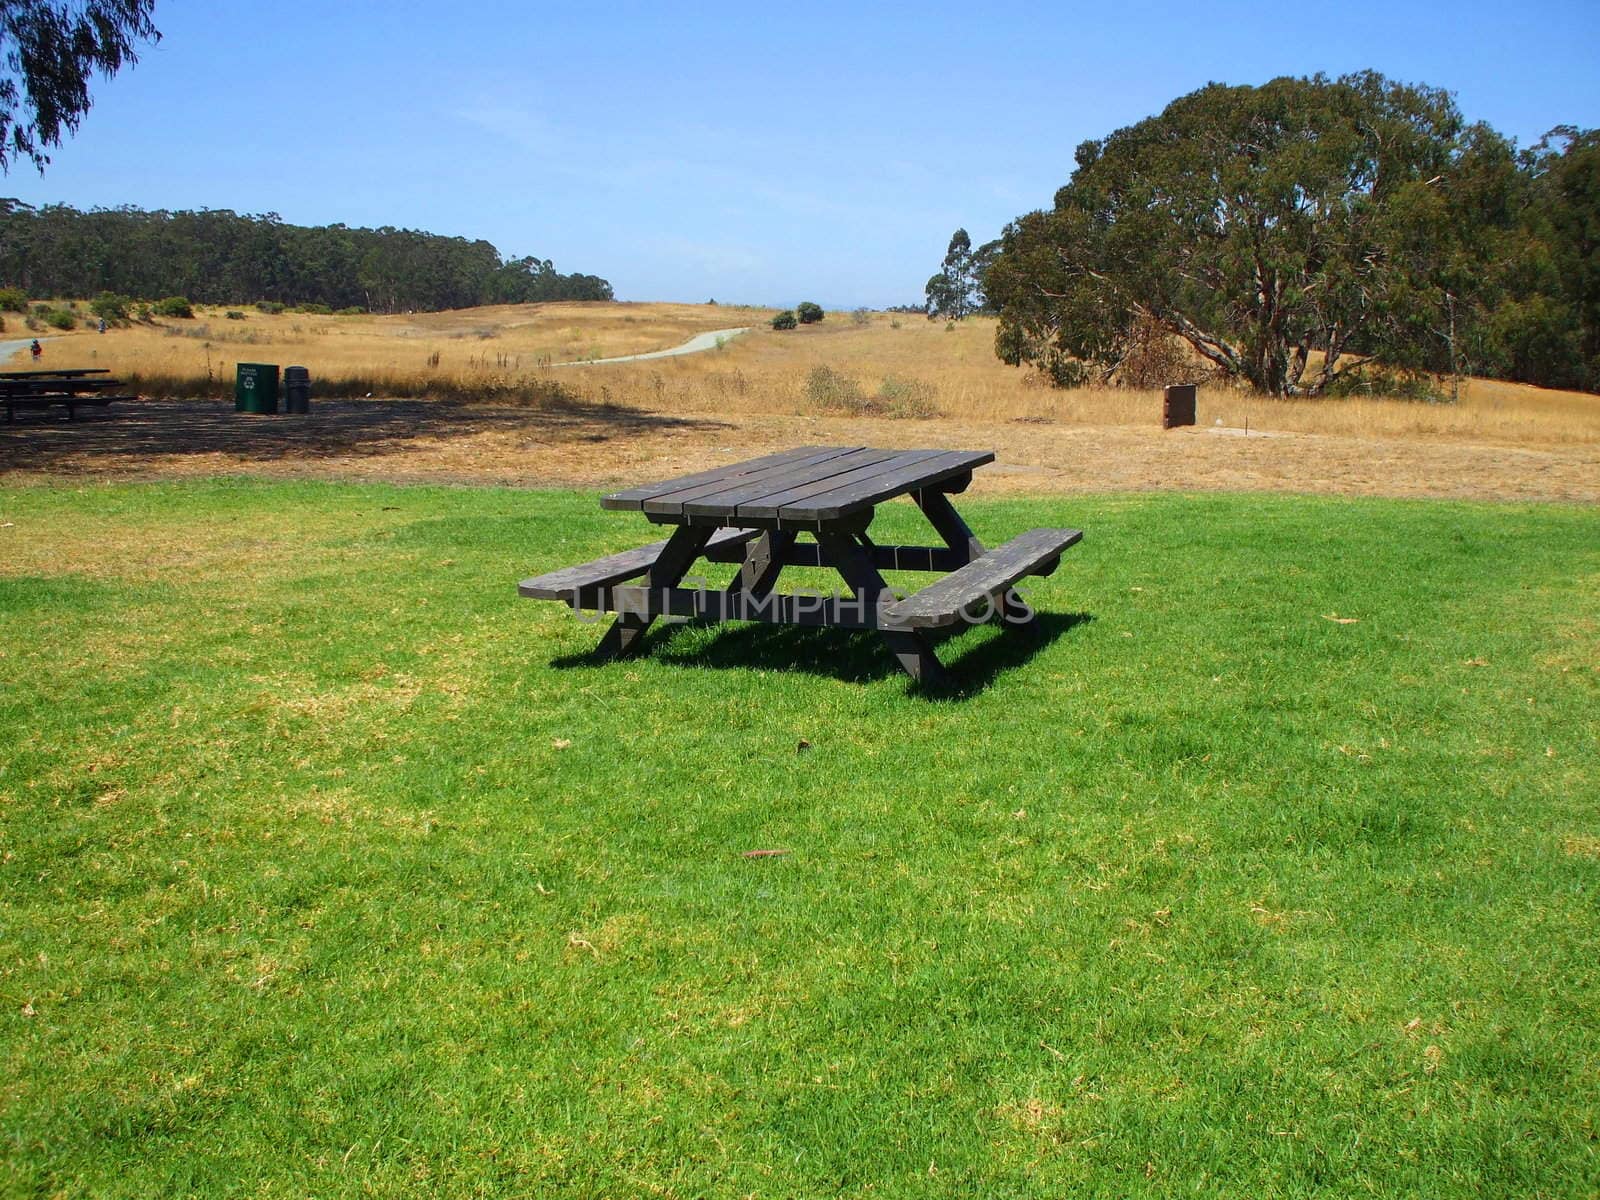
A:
[0,282,24,310]
[795,301,824,324]
[0,0,159,172]
[0,201,615,313]
[1463,127,1600,391]
[770,309,797,330]
[89,290,132,321]
[987,73,1537,396]
[151,294,192,318]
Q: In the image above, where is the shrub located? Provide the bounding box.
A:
[0,314,5,332]
[255,300,286,314]
[225,310,247,320]
[805,365,869,413]
[134,304,152,322]
[42,308,75,330]
[796,301,824,325]
[0,286,26,312]
[876,375,938,418]
[292,302,333,315]
[851,307,871,326]
[90,291,135,322]
[335,306,364,316]
[152,296,194,318]
[771,310,797,331]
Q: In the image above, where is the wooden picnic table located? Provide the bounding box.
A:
[0,370,134,421]
[520,446,1082,686]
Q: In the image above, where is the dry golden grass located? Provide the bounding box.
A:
[14,301,765,398]
[6,301,1598,503]
[22,301,1597,448]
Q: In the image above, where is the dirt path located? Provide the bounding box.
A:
[547,327,749,366]
[2,397,1595,504]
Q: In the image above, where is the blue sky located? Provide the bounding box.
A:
[5,0,1598,307]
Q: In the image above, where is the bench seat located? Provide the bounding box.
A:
[881,527,1082,629]
[520,527,759,600]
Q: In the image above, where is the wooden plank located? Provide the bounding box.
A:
[734,450,947,521]
[518,526,758,599]
[599,446,844,511]
[0,368,111,379]
[702,538,968,573]
[771,450,995,525]
[880,528,1082,629]
[601,584,885,629]
[678,447,904,519]
[641,446,866,517]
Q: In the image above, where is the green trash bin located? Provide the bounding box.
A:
[235,363,279,414]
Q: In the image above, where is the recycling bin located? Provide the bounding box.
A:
[235,363,279,414]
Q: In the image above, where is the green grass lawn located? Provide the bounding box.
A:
[1,479,1596,1198]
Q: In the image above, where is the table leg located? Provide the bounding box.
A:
[594,524,714,661]
[914,488,1035,630]
[914,488,984,561]
[815,529,948,688]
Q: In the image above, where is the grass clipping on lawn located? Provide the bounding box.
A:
[1,480,1597,1196]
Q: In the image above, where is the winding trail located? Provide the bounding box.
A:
[547,326,749,366]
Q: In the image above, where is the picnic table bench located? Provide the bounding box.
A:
[0,369,136,421]
[519,446,1082,686]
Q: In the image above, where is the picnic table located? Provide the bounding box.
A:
[0,369,135,421]
[519,446,1082,686]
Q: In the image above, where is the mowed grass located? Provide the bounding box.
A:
[1,480,1597,1197]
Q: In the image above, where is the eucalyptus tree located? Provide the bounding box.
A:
[1,0,160,171]
[987,72,1511,395]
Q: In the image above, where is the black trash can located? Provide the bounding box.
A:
[235,363,279,414]
[284,365,311,414]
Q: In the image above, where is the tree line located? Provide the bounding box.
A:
[935,73,1598,396]
[0,201,614,312]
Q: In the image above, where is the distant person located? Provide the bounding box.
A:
[98,317,107,333]
[29,338,41,361]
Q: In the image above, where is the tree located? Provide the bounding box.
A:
[1479,127,1600,391]
[924,228,1000,320]
[771,309,797,330]
[1,0,161,172]
[987,72,1504,396]
[0,201,614,311]
[795,300,823,324]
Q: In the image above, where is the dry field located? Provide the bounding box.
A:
[5,301,1598,501]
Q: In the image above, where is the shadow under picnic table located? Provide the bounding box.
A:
[552,610,1094,697]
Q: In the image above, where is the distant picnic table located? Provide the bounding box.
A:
[0,369,135,421]
[519,446,1082,686]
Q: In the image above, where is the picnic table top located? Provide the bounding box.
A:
[601,445,994,526]
[0,376,126,392]
[0,368,112,379]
